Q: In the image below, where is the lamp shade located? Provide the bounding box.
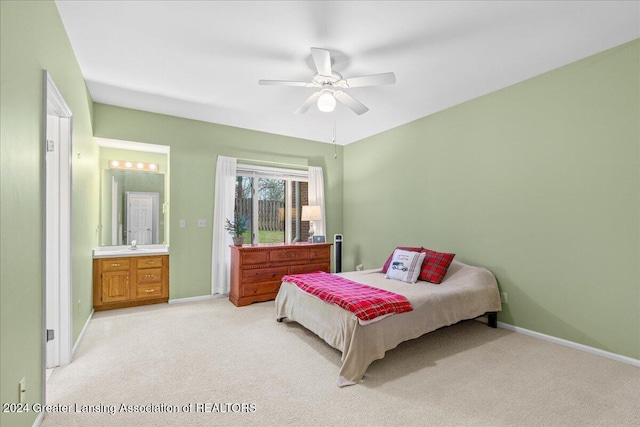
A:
[301,205,322,221]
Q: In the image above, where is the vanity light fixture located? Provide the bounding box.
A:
[110,160,159,172]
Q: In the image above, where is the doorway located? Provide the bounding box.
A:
[43,71,73,376]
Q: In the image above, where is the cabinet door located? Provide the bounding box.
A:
[101,271,130,303]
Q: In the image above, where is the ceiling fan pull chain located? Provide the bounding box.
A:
[333,108,337,159]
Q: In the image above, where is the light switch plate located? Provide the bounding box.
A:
[179,219,186,228]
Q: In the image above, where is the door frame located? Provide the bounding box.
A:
[42,70,73,376]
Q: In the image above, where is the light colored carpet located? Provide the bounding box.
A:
[42,298,639,426]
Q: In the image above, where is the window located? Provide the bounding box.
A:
[234,164,310,244]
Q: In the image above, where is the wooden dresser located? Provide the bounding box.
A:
[229,243,332,307]
[93,254,169,311]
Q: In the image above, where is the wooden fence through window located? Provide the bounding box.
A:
[235,198,284,231]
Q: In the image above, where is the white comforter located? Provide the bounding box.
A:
[275,259,502,386]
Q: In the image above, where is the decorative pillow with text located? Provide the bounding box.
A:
[385,249,426,283]
[381,246,423,273]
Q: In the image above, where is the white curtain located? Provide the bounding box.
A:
[307,166,326,237]
[211,156,237,295]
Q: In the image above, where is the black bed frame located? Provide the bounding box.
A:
[279,312,498,327]
[487,312,497,328]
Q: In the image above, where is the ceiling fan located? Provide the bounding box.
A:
[259,47,396,115]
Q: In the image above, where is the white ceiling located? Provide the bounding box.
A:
[55,1,639,145]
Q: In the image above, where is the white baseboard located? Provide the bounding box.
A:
[497,321,640,368]
[72,308,94,359]
[169,294,226,304]
[32,411,45,427]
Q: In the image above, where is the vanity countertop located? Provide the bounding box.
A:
[93,245,169,259]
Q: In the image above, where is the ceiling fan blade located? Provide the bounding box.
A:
[334,91,369,115]
[259,80,313,87]
[294,92,321,114]
[310,47,332,77]
[340,72,396,88]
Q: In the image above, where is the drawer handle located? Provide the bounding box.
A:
[146,261,155,265]
[145,274,155,279]
[145,289,155,293]
[111,263,121,267]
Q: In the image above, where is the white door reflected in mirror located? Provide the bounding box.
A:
[126,191,159,245]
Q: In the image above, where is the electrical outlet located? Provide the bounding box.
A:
[197,219,206,228]
[19,377,26,403]
[179,219,186,228]
[500,292,508,304]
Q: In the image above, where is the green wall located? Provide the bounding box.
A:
[93,104,344,300]
[0,4,636,427]
[343,40,640,359]
[0,1,99,426]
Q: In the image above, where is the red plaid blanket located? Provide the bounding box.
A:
[282,271,413,321]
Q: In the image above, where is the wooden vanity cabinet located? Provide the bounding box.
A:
[93,254,169,311]
[229,243,332,307]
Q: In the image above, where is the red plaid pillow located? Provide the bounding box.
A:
[419,249,455,284]
[381,246,422,273]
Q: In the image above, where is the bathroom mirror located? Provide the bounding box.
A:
[97,138,170,247]
[101,169,166,245]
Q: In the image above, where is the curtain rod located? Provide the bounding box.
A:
[235,157,309,170]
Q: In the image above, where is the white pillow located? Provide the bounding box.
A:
[384,249,426,283]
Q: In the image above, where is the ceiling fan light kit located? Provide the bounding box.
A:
[317,91,336,112]
[259,47,396,115]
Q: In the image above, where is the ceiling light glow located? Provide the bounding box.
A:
[110,160,160,172]
[317,92,336,112]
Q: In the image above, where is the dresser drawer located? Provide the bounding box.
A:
[137,268,162,284]
[135,283,162,299]
[242,266,289,284]
[242,251,269,265]
[309,247,330,261]
[289,263,330,275]
[241,281,282,298]
[100,258,130,272]
[270,248,308,262]
[137,257,163,269]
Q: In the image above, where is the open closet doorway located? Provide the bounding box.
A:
[43,70,73,381]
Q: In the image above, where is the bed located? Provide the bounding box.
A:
[275,259,502,386]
